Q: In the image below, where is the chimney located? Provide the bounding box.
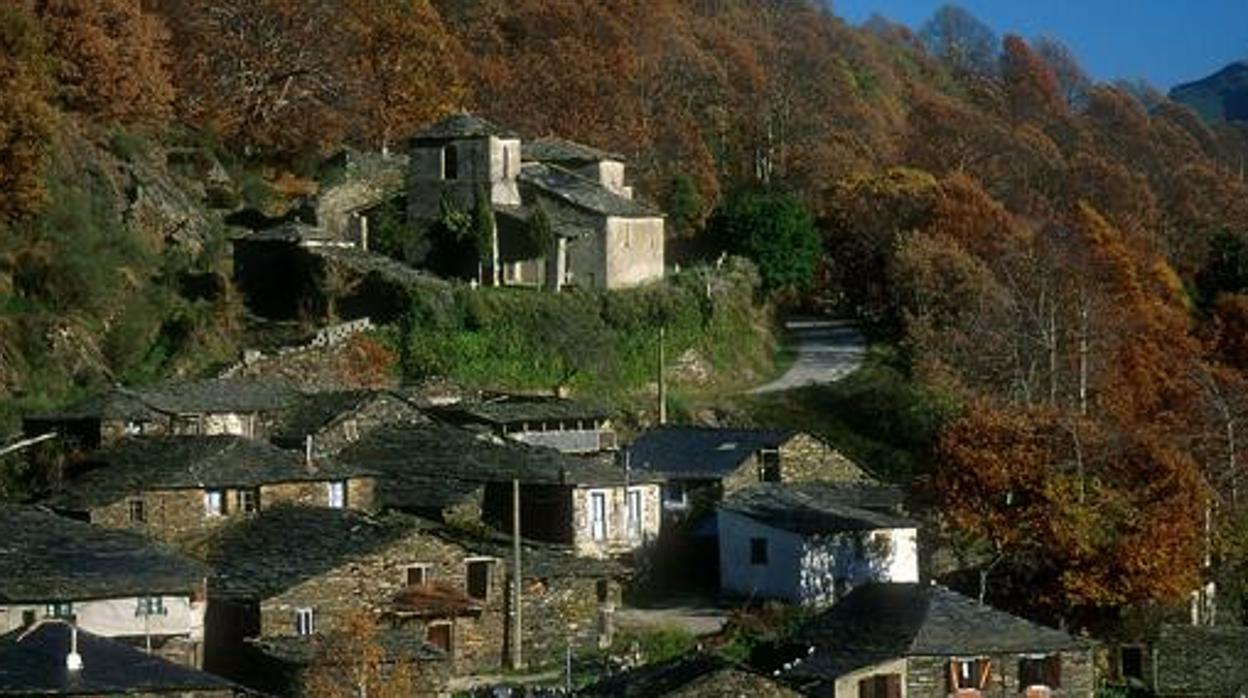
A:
[66,625,83,672]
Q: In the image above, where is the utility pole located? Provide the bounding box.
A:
[510,478,523,670]
[657,325,667,425]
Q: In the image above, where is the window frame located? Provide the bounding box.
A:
[135,596,167,617]
[204,489,226,517]
[127,497,146,524]
[237,488,259,515]
[588,489,609,541]
[45,602,74,620]
[326,480,347,509]
[443,145,459,180]
[294,607,314,636]
[405,563,432,587]
[425,621,453,653]
[626,486,644,539]
[465,558,494,601]
[1018,654,1061,690]
[749,537,769,566]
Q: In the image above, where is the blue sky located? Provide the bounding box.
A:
[828,0,1248,90]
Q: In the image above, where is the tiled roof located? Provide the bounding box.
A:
[0,621,235,694]
[628,426,796,479]
[409,114,519,141]
[523,137,624,165]
[519,162,659,218]
[786,583,1088,681]
[721,483,915,534]
[437,393,611,427]
[0,506,207,603]
[46,436,368,510]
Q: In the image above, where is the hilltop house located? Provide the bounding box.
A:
[434,393,616,453]
[717,483,918,606]
[629,426,879,519]
[780,583,1095,698]
[0,506,209,668]
[203,507,623,688]
[406,114,664,290]
[45,436,376,544]
[0,621,239,698]
[25,379,302,450]
[338,423,662,558]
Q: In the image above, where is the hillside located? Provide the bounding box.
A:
[1171,60,1248,123]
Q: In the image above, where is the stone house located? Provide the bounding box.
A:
[434,392,616,453]
[780,583,1095,698]
[581,654,801,697]
[338,423,662,558]
[1107,624,1248,697]
[202,507,623,690]
[405,114,664,291]
[25,379,302,451]
[45,436,376,545]
[0,621,240,697]
[629,426,879,522]
[247,630,448,697]
[0,505,209,668]
[717,483,919,606]
[269,389,429,456]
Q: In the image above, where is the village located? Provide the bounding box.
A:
[1,113,1246,698]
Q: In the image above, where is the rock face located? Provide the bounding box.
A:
[1170,60,1248,123]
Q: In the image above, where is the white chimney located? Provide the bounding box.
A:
[66,625,83,672]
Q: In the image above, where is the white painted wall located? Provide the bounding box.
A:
[604,216,664,289]
[718,511,919,606]
[0,594,204,641]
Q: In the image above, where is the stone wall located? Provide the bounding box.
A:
[778,433,877,484]
[314,154,407,240]
[261,476,376,512]
[906,650,1095,698]
[407,136,521,222]
[569,484,662,558]
[722,457,765,497]
[513,575,620,666]
[604,217,664,289]
[307,394,428,457]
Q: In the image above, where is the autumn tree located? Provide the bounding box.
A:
[918,4,998,76]
[34,0,173,123]
[1000,34,1064,122]
[1031,36,1090,108]
[302,610,422,698]
[0,3,54,225]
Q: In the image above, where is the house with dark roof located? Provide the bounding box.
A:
[779,583,1095,698]
[0,506,209,668]
[405,113,664,291]
[629,426,879,520]
[1103,623,1248,697]
[0,621,239,697]
[25,379,302,450]
[718,483,918,606]
[338,423,662,558]
[269,389,428,456]
[45,436,376,544]
[201,506,623,686]
[580,653,800,697]
[434,392,616,453]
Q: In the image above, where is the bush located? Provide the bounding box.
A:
[708,188,820,293]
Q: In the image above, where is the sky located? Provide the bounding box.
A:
[828,0,1248,90]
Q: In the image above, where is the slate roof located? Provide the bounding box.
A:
[249,628,445,666]
[33,379,301,421]
[437,393,611,428]
[0,621,235,695]
[523,137,624,165]
[1153,624,1248,697]
[306,245,445,289]
[519,162,659,218]
[721,483,916,535]
[409,114,519,142]
[337,424,654,512]
[629,426,796,479]
[0,505,207,603]
[786,583,1088,681]
[581,654,799,697]
[270,390,427,446]
[235,222,338,245]
[432,525,626,580]
[46,436,368,510]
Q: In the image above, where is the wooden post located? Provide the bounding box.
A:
[658,325,667,425]
[510,478,523,670]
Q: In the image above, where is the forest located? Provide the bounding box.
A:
[4,0,1248,632]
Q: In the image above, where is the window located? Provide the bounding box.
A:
[949,658,989,692]
[426,622,453,652]
[859,674,902,698]
[664,482,688,508]
[759,449,781,482]
[1119,646,1144,681]
[627,488,643,539]
[750,537,769,565]
[327,480,346,509]
[128,498,146,524]
[204,490,225,517]
[443,145,459,180]
[596,579,610,604]
[406,564,431,587]
[589,491,608,541]
[136,596,166,617]
[466,560,492,601]
[237,489,258,515]
[1019,655,1061,689]
[45,602,74,620]
[294,608,314,636]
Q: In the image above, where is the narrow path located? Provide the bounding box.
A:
[748,318,866,394]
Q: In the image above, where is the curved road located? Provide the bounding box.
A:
[748,318,866,394]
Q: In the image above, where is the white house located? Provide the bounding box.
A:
[717,483,918,606]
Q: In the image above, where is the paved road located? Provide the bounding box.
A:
[748,318,866,394]
[616,602,731,637]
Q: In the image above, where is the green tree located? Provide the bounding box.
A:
[707,189,819,293]
[664,173,703,236]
